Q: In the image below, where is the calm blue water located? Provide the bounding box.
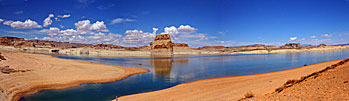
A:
[21,49,349,101]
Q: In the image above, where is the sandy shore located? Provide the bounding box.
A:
[118,59,346,101]
[252,59,349,100]
[0,50,149,101]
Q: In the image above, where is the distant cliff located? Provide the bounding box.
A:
[0,36,348,57]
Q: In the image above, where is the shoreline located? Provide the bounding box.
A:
[118,58,347,101]
[0,45,348,57]
[252,59,349,100]
[0,50,149,101]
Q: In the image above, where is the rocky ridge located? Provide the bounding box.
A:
[0,36,347,57]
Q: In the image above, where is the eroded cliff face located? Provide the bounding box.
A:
[150,34,173,57]
[197,44,280,52]
[0,37,89,49]
[281,43,301,49]
[318,44,327,47]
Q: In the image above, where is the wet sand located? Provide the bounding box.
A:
[119,59,346,101]
[0,50,149,101]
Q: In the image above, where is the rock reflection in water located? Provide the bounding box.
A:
[151,58,189,81]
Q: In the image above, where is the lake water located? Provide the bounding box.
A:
[21,49,349,101]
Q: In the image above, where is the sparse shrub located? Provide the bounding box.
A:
[285,79,298,85]
[244,92,254,98]
[275,86,285,93]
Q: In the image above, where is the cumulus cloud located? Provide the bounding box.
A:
[121,29,156,46]
[85,32,122,44]
[55,14,71,21]
[43,14,54,27]
[153,28,158,34]
[40,27,60,36]
[111,18,135,24]
[290,37,297,41]
[39,24,231,47]
[43,32,122,45]
[162,26,178,40]
[157,25,219,47]
[57,14,71,18]
[74,20,108,32]
[177,25,197,31]
[310,36,316,38]
[60,29,80,36]
[4,19,42,29]
[161,25,209,44]
[0,19,3,22]
[3,21,14,25]
[90,21,108,32]
[321,34,332,37]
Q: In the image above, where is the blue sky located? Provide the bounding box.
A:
[0,0,349,47]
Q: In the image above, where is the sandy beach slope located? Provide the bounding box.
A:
[119,59,345,101]
[0,50,149,101]
[252,60,349,100]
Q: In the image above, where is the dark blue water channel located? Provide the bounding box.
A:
[21,49,349,101]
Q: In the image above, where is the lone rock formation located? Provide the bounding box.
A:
[150,33,173,57]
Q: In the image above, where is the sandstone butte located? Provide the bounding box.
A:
[0,50,149,101]
[150,33,173,57]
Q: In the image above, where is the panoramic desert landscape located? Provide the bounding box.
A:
[1,0,349,101]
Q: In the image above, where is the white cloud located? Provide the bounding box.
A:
[74,20,108,32]
[57,14,71,18]
[177,25,197,31]
[111,18,135,24]
[161,25,212,44]
[121,29,156,46]
[39,24,235,47]
[85,32,122,44]
[310,36,316,38]
[4,19,42,29]
[156,25,217,47]
[55,14,71,21]
[40,27,60,36]
[43,14,54,27]
[153,28,158,34]
[290,37,297,41]
[163,26,178,40]
[90,21,108,32]
[60,29,80,36]
[3,21,13,25]
[0,19,3,22]
[42,32,122,45]
[321,34,332,37]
